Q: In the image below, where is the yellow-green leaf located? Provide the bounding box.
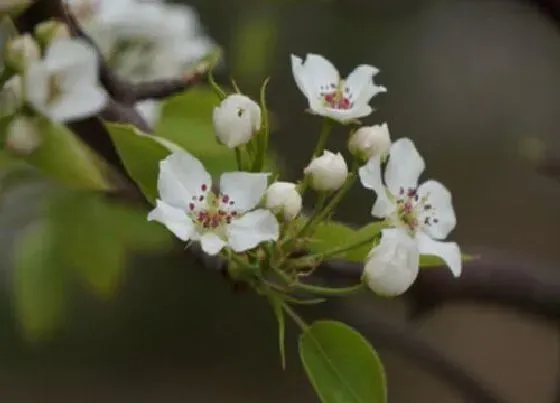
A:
[13,221,66,340]
[25,119,110,191]
[299,320,387,403]
[105,122,176,203]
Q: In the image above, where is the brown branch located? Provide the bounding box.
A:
[313,249,560,321]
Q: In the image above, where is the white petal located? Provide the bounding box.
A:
[45,39,98,75]
[24,64,49,114]
[345,64,386,106]
[219,172,269,213]
[147,200,195,241]
[385,138,425,195]
[416,232,462,277]
[226,209,279,252]
[200,232,227,256]
[290,54,308,96]
[158,151,212,210]
[358,156,395,218]
[49,86,107,121]
[363,228,419,296]
[417,180,456,239]
[303,54,340,89]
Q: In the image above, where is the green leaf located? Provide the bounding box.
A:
[50,192,172,298]
[13,221,66,340]
[105,122,176,203]
[299,320,387,403]
[269,295,287,369]
[25,119,110,191]
[308,221,358,258]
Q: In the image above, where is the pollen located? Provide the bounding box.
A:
[320,82,353,110]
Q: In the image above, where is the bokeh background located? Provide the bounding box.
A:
[1,0,560,402]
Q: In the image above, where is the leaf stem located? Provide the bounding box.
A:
[282,302,309,331]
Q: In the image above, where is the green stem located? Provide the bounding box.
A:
[273,266,364,297]
[208,70,227,100]
[282,302,309,331]
[235,147,243,170]
[290,233,377,265]
[296,193,327,239]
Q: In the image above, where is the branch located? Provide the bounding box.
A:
[314,249,560,321]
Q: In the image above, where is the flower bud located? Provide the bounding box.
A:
[6,117,43,156]
[348,123,391,161]
[265,182,302,221]
[0,75,23,118]
[4,34,40,72]
[363,229,419,297]
[212,94,261,148]
[304,150,348,192]
[34,20,71,46]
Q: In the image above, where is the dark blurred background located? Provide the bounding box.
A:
[1,0,560,402]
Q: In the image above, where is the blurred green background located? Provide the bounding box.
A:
[0,0,559,402]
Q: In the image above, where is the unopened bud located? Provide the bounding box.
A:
[212,94,261,148]
[348,123,391,161]
[4,34,40,72]
[6,117,42,156]
[265,182,302,221]
[34,20,71,46]
[303,150,348,192]
[0,75,23,118]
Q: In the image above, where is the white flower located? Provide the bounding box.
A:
[212,94,261,148]
[67,0,215,82]
[363,228,419,296]
[5,34,40,71]
[6,117,42,156]
[348,123,391,161]
[265,182,302,221]
[291,53,386,123]
[148,150,279,256]
[359,138,462,285]
[304,150,348,191]
[24,38,108,122]
[0,75,23,118]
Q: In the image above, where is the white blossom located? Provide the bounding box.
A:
[136,99,162,128]
[265,182,302,221]
[5,34,40,71]
[348,123,391,161]
[6,117,42,156]
[291,53,386,123]
[212,94,261,148]
[359,138,461,295]
[363,228,419,296]
[24,38,107,122]
[304,150,348,192]
[148,150,279,256]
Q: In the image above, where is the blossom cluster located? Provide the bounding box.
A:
[65,0,216,126]
[1,20,107,154]
[149,53,462,296]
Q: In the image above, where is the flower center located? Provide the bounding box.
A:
[187,184,238,233]
[393,187,436,236]
[319,81,353,110]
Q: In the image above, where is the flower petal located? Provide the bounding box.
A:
[24,64,49,115]
[290,54,307,97]
[416,232,462,277]
[363,228,419,296]
[158,151,212,210]
[385,138,425,195]
[200,232,227,256]
[417,180,456,239]
[219,172,269,213]
[226,209,279,252]
[358,155,395,218]
[147,200,195,241]
[303,53,340,91]
[345,64,386,106]
[49,86,107,122]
